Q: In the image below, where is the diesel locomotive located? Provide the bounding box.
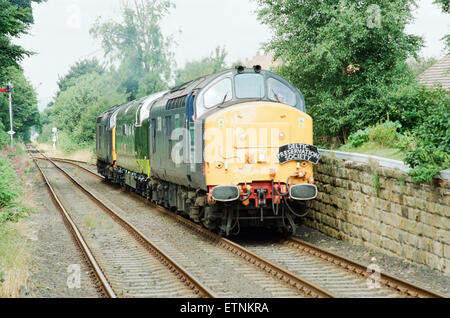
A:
[96,66,321,236]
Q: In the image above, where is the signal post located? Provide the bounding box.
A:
[0,82,14,148]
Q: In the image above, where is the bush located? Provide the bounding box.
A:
[0,154,20,209]
[368,121,401,147]
[347,128,369,148]
[394,132,416,152]
[385,84,450,133]
[0,122,8,145]
[407,151,449,183]
[57,131,92,153]
[0,146,30,223]
[405,91,450,183]
[37,124,53,144]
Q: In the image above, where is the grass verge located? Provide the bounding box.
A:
[0,143,34,297]
[339,142,406,161]
[0,222,31,297]
[35,142,96,164]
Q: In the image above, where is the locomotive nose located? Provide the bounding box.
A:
[203,101,314,186]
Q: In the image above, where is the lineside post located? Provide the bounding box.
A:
[8,82,15,149]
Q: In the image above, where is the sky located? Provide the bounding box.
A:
[14,0,450,111]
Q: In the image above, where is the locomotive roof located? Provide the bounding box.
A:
[165,66,291,100]
[98,66,305,124]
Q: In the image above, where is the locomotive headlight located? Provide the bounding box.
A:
[215,161,224,169]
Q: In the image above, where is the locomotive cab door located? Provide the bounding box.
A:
[185,93,196,177]
[185,93,205,190]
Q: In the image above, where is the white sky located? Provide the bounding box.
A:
[14,0,450,111]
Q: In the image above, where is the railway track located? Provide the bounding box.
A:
[48,156,96,167]
[28,147,215,298]
[32,148,445,298]
[37,151,334,297]
[238,237,445,298]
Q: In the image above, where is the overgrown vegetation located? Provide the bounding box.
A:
[39,0,176,151]
[39,1,236,154]
[0,66,40,142]
[257,0,449,182]
[434,0,450,54]
[0,144,32,224]
[256,0,423,143]
[339,85,449,183]
[340,119,408,161]
[0,143,32,295]
[405,90,450,183]
[174,47,228,86]
[0,0,42,142]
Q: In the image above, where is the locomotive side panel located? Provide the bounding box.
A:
[135,118,150,177]
[150,96,205,189]
[116,101,142,173]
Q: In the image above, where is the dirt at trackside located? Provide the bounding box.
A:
[20,161,98,298]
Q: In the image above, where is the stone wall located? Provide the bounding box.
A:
[306,153,450,274]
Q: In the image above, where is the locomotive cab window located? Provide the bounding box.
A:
[203,78,232,109]
[235,74,264,99]
[267,78,297,106]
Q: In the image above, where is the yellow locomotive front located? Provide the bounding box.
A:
[197,67,320,235]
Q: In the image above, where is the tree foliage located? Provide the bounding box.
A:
[90,0,175,100]
[433,0,450,53]
[404,87,450,183]
[0,0,43,142]
[0,67,40,142]
[256,0,423,143]
[48,73,126,148]
[57,58,105,94]
[41,0,178,151]
[434,0,450,12]
[0,0,45,78]
[175,47,228,85]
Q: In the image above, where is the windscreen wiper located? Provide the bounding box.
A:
[272,89,281,103]
[218,92,229,107]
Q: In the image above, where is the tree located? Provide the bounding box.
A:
[0,0,44,142]
[0,0,45,78]
[175,47,228,85]
[256,0,423,143]
[48,72,126,146]
[434,0,450,53]
[57,58,105,94]
[0,67,40,141]
[90,0,175,100]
